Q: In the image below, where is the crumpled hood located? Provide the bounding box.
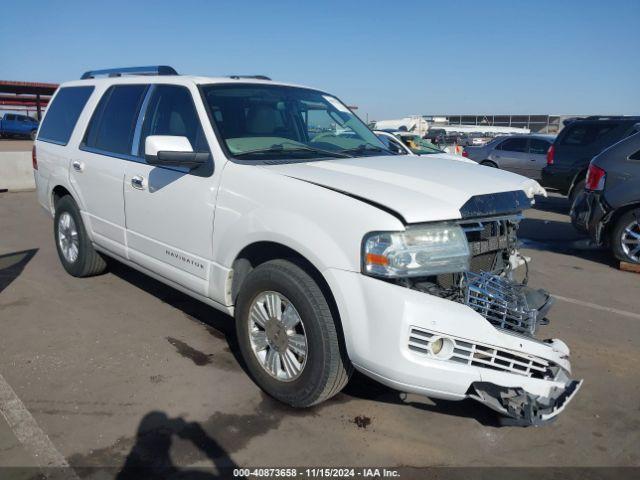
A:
[263,155,546,223]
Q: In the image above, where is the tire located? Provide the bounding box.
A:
[235,259,351,407]
[30,130,37,140]
[569,179,585,209]
[611,209,640,264]
[54,195,107,277]
[480,160,498,168]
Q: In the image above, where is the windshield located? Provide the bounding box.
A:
[201,84,389,160]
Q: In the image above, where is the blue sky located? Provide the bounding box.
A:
[1,0,638,120]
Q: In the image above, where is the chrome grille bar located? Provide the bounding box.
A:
[408,327,552,379]
[464,271,538,335]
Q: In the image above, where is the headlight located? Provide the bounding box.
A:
[362,223,470,278]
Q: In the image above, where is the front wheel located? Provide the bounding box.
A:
[30,130,37,140]
[235,259,351,407]
[611,210,640,264]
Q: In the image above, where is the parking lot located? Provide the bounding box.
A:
[0,189,639,477]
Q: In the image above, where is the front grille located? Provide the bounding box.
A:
[408,327,553,379]
[461,217,515,259]
[464,271,538,335]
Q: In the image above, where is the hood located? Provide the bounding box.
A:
[263,155,545,223]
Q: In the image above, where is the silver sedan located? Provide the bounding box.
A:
[463,134,555,180]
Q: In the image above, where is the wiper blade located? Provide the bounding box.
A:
[234,143,353,158]
[340,144,395,155]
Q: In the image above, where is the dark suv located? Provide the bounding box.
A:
[570,130,640,264]
[541,116,640,206]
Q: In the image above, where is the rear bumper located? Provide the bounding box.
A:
[541,165,574,193]
[570,191,610,243]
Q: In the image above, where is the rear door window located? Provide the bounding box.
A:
[83,85,148,155]
[38,86,95,145]
[497,137,527,152]
[529,139,551,154]
[561,124,618,146]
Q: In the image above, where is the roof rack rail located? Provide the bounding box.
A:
[583,115,640,121]
[228,75,271,81]
[81,65,178,80]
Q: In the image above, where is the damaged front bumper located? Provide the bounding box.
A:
[469,375,583,427]
[324,268,582,427]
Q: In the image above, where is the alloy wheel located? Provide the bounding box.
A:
[57,212,79,263]
[248,291,308,382]
[621,219,640,262]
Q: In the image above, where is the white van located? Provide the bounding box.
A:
[33,66,581,426]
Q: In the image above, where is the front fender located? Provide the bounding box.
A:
[212,162,403,272]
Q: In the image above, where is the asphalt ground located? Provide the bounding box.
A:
[0,191,638,479]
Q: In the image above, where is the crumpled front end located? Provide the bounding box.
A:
[398,212,582,425]
[328,191,582,427]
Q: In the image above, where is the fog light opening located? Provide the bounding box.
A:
[429,336,455,360]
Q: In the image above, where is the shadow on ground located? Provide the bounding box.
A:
[342,372,502,427]
[0,249,38,294]
[115,411,238,479]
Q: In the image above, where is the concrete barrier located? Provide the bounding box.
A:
[0,151,35,191]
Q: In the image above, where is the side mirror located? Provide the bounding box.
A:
[144,135,209,169]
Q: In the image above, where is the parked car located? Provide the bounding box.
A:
[0,113,39,140]
[542,116,640,206]
[459,132,490,147]
[374,131,475,163]
[462,134,555,180]
[570,130,640,264]
[423,128,447,144]
[34,66,580,425]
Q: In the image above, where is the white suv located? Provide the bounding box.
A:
[33,66,581,426]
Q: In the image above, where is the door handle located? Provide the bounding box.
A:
[131,176,145,190]
[72,161,83,172]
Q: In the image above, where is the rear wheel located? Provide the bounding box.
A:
[235,259,351,407]
[54,195,107,277]
[480,160,498,168]
[30,130,37,140]
[611,210,640,264]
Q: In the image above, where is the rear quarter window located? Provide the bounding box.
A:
[38,86,94,145]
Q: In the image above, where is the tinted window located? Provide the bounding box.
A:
[5,114,14,121]
[529,139,551,154]
[138,85,208,156]
[498,137,527,152]
[84,85,147,155]
[38,87,94,145]
[561,124,618,146]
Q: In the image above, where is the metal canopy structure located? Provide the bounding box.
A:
[0,80,59,119]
